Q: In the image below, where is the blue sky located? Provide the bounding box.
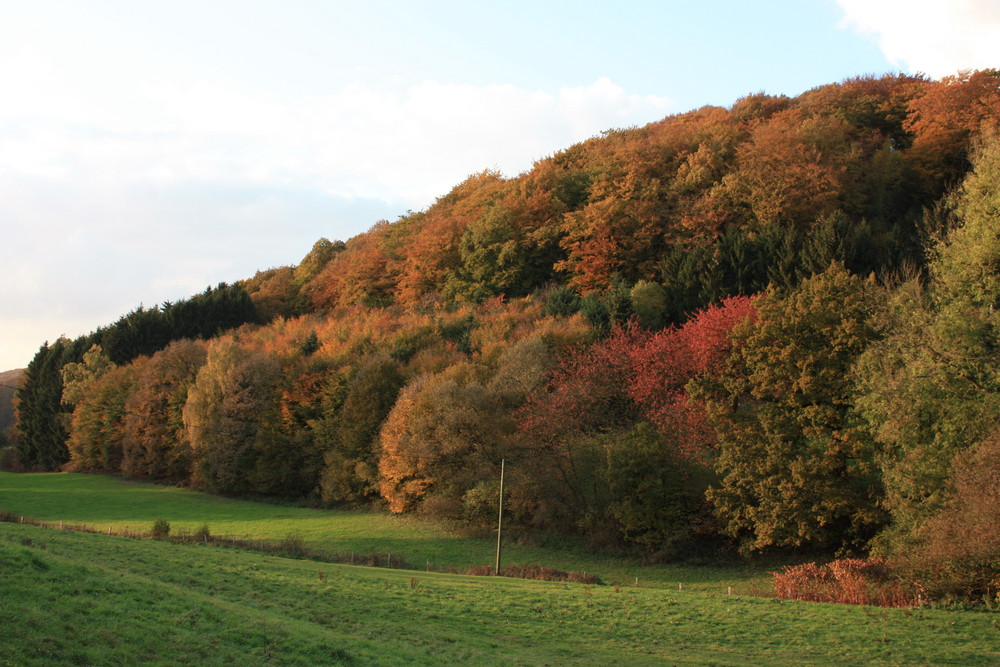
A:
[2,0,999,370]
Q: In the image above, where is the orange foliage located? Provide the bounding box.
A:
[772,559,923,608]
[905,70,1000,193]
[395,170,508,303]
[307,221,398,309]
[722,108,858,227]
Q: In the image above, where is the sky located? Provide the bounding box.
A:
[1,0,999,371]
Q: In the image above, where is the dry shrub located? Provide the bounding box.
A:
[149,518,171,539]
[772,558,922,607]
[278,532,306,558]
[349,552,410,569]
[467,563,602,585]
[902,431,1000,602]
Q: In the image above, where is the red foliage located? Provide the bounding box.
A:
[627,296,756,457]
[517,296,754,463]
[772,558,924,608]
[516,328,639,443]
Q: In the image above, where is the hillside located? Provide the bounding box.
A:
[7,70,1000,602]
[242,70,1000,321]
[0,368,24,436]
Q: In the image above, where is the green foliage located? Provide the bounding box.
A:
[183,340,287,495]
[0,445,22,472]
[899,430,1000,602]
[447,206,538,300]
[602,276,634,326]
[299,331,320,357]
[604,423,718,559]
[435,313,476,354]
[579,292,610,330]
[700,264,885,552]
[629,280,667,329]
[541,284,581,317]
[294,237,343,285]
[99,283,256,365]
[59,344,114,408]
[14,338,85,471]
[319,355,404,505]
[856,132,1000,555]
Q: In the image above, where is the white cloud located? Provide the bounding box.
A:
[0,70,672,369]
[837,0,1000,78]
[0,71,671,204]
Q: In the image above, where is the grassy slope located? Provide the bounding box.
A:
[0,472,761,591]
[2,523,997,666]
[1,472,997,665]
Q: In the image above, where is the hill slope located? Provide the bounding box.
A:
[0,368,24,435]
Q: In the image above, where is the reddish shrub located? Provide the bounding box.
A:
[772,558,923,607]
[467,563,602,585]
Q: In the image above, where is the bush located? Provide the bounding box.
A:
[194,523,211,541]
[150,519,171,539]
[278,532,306,558]
[772,558,922,607]
[542,285,581,317]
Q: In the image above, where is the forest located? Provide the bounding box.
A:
[6,70,999,602]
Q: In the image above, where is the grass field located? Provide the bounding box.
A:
[0,472,763,591]
[1,472,997,665]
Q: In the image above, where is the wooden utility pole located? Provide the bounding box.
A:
[495,459,505,575]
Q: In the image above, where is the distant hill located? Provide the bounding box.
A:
[0,369,25,435]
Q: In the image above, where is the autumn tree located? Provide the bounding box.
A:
[66,362,142,473]
[697,264,885,552]
[378,364,512,515]
[396,171,509,302]
[242,266,297,322]
[628,296,755,460]
[514,332,637,529]
[183,339,287,495]
[905,69,1000,200]
[122,339,207,481]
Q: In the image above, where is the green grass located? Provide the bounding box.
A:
[1,472,997,665]
[0,472,762,591]
[2,522,997,666]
